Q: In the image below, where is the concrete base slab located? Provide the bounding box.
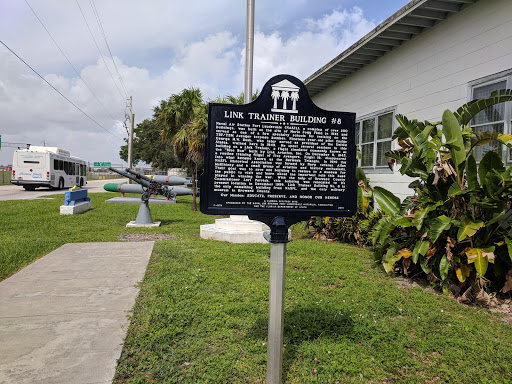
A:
[200,223,269,243]
[214,217,268,231]
[200,215,292,243]
[126,221,161,228]
[59,201,91,215]
[0,242,153,384]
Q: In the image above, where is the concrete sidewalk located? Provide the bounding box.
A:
[0,242,153,384]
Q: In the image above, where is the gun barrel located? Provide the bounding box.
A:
[124,168,153,183]
[108,167,150,187]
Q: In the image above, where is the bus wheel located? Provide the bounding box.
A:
[58,178,64,190]
[79,178,84,187]
[23,185,36,191]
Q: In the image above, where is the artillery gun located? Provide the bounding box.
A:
[108,167,191,226]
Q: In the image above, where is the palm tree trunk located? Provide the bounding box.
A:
[191,164,197,211]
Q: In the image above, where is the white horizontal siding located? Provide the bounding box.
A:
[312,0,512,199]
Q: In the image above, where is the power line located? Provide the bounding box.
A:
[75,0,127,104]
[89,0,129,97]
[0,40,123,141]
[24,0,120,122]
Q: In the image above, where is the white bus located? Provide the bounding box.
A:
[11,146,87,190]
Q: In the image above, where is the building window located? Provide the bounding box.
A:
[356,110,394,168]
[469,73,512,162]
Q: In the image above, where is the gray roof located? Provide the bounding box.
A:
[304,0,480,97]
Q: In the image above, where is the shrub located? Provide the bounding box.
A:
[308,167,382,247]
[373,89,512,299]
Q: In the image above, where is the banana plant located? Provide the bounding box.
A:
[373,89,512,294]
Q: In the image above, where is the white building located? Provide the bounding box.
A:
[305,0,512,200]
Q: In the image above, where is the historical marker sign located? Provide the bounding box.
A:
[200,74,357,219]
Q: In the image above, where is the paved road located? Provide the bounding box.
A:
[0,178,128,201]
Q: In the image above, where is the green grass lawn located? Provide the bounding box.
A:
[0,193,198,281]
[0,170,12,185]
[1,194,512,383]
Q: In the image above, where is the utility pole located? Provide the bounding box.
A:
[244,0,254,104]
[128,96,134,171]
[244,1,287,383]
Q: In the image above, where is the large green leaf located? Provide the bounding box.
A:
[486,211,505,226]
[478,151,504,183]
[412,241,430,264]
[470,130,502,152]
[454,89,512,126]
[372,216,392,246]
[382,246,398,274]
[373,186,401,216]
[498,133,512,148]
[419,255,431,274]
[428,215,452,243]
[465,247,495,276]
[442,109,465,174]
[474,254,488,276]
[439,255,450,280]
[386,149,408,161]
[394,217,415,227]
[394,115,429,157]
[505,237,512,262]
[355,167,366,181]
[457,217,484,242]
[447,183,469,197]
[466,154,479,190]
[396,154,429,179]
[413,201,442,230]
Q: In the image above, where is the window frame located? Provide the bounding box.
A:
[468,70,512,162]
[355,107,396,169]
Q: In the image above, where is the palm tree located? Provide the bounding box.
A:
[281,91,289,110]
[222,90,259,105]
[173,102,208,211]
[158,87,204,210]
[159,88,203,142]
[290,91,299,110]
[271,89,280,109]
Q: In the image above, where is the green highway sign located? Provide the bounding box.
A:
[94,162,111,167]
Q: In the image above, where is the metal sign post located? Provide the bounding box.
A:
[264,216,290,383]
[268,240,286,383]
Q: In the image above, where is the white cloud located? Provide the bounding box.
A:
[249,7,376,91]
[0,4,376,166]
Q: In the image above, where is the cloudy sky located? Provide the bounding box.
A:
[0,0,409,166]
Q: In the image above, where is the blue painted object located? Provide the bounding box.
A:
[64,189,91,206]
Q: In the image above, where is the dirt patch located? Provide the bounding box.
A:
[489,299,512,324]
[396,278,512,323]
[118,233,176,242]
[395,279,440,295]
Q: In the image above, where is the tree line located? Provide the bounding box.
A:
[120,88,256,211]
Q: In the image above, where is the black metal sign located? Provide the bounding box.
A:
[200,74,356,219]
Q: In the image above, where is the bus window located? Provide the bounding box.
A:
[54,159,58,170]
[59,160,63,170]
[75,164,79,175]
[80,164,84,176]
[64,162,69,174]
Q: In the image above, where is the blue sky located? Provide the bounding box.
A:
[0,0,409,165]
